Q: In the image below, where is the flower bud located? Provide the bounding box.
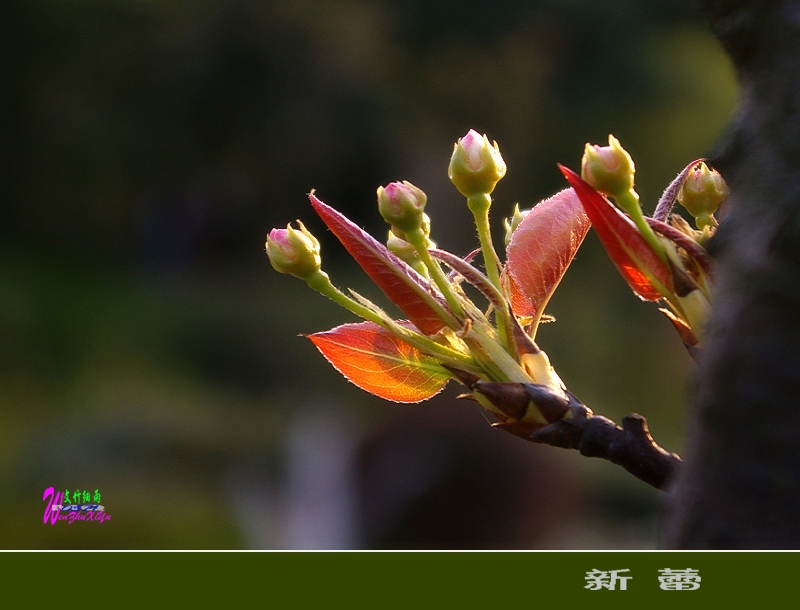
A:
[386,231,432,276]
[386,232,416,260]
[581,134,636,199]
[504,204,529,246]
[678,163,728,230]
[266,221,321,279]
[448,129,507,197]
[377,181,427,234]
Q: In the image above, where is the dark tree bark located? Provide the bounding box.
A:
[663,0,800,548]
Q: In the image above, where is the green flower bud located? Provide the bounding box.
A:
[504,204,529,246]
[581,134,636,199]
[386,231,432,276]
[386,232,416,260]
[448,129,507,197]
[678,162,728,230]
[266,221,321,279]
[377,181,427,234]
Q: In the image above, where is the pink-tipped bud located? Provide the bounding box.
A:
[377,181,427,234]
[266,220,321,279]
[678,162,728,230]
[581,134,636,199]
[448,129,507,197]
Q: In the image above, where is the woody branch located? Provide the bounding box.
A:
[467,380,681,489]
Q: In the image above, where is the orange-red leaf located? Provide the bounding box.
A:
[505,188,591,319]
[308,321,452,403]
[559,165,673,301]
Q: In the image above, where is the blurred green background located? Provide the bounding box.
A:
[2,0,735,549]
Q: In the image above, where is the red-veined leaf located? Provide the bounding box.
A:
[559,165,673,301]
[308,321,452,403]
[504,188,591,319]
[310,193,453,335]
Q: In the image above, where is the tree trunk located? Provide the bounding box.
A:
[663,0,800,548]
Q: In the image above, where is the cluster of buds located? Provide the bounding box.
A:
[266,129,725,432]
[565,134,726,349]
[378,181,435,277]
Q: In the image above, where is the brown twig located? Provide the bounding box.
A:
[478,383,682,489]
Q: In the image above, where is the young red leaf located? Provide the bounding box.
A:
[653,158,706,221]
[558,165,673,301]
[430,248,507,313]
[310,193,454,335]
[504,188,591,319]
[308,321,452,403]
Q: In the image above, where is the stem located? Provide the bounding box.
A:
[427,247,519,361]
[465,323,532,384]
[467,194,503,288]
[616,190,669,265]
[305,271,479,370]
[467,193,511,351]
[405,229,467,320]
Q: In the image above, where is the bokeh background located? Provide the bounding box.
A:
[2,0,736,549]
